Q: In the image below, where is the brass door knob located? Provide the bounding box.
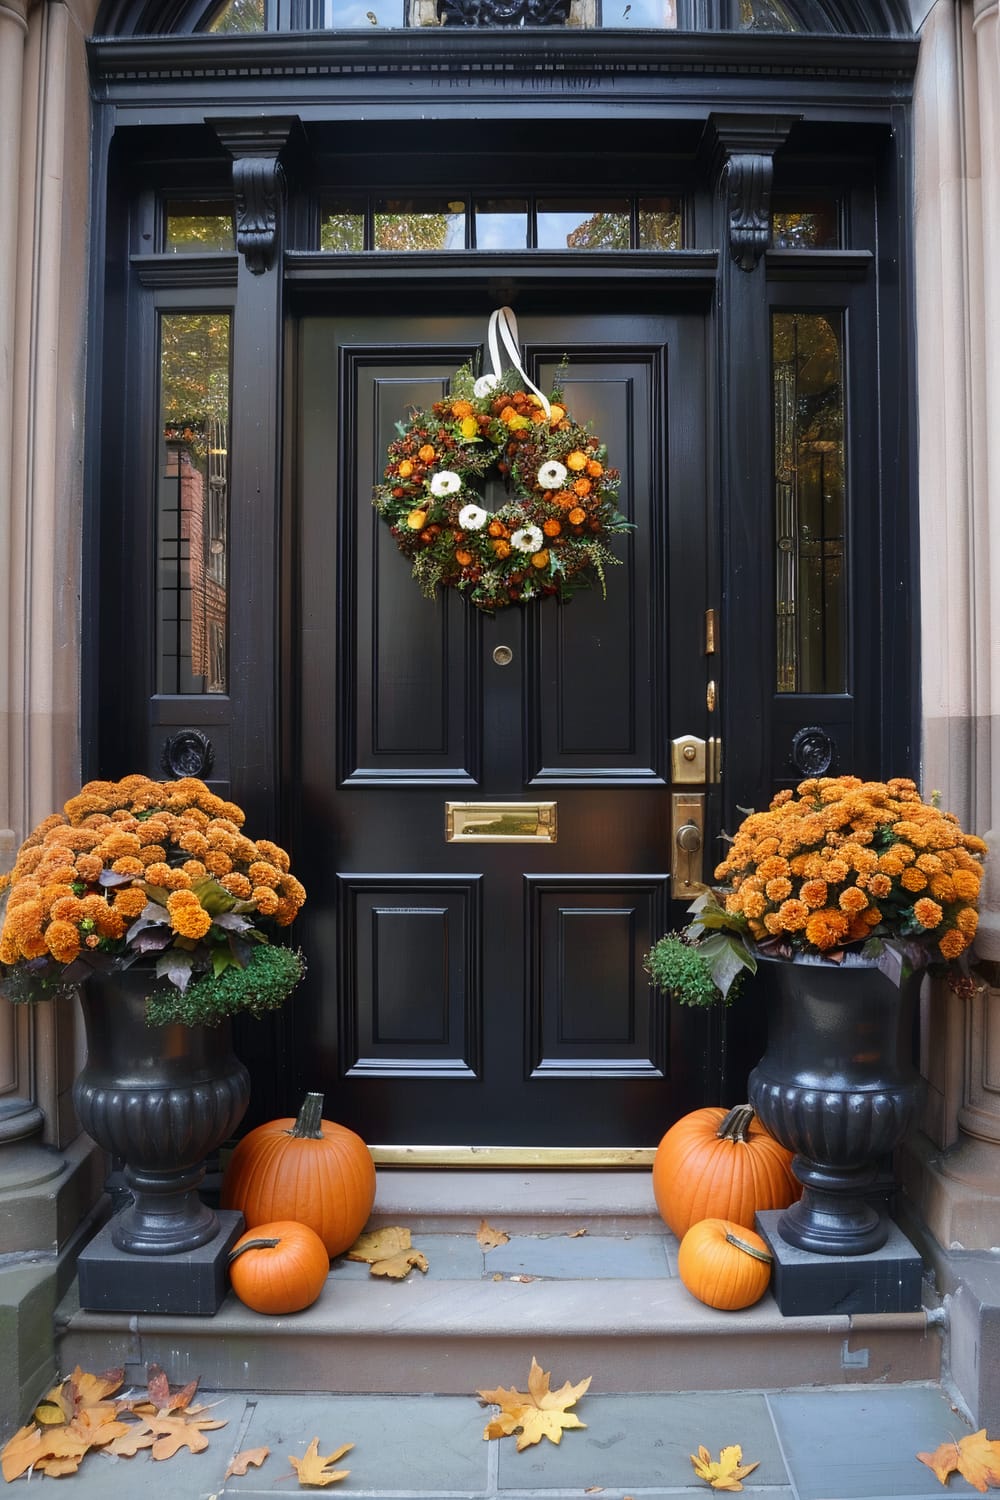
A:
[676,822,702,853]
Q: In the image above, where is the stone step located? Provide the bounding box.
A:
[53,1170,944,1397]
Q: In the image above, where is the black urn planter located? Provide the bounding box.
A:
[73,967,251,1255]
[747,953,925,1256]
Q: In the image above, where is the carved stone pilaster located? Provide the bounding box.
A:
[211,117,300,277]
[708,113,798,272]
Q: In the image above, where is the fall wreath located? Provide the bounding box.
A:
[373,308,629,613]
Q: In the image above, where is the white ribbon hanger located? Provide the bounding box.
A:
[473,306,552,419]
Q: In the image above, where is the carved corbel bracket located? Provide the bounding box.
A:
[707,113,799,273]
[210,117,301,276]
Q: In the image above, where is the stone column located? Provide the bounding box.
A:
[901,0,1000,1252]
[0,0,104,1441]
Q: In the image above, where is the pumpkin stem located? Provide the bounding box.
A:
[717,1103,755,1143]
[723,1229,773,1265]
[228,1236,281,1262]
[288,1092,325,1140]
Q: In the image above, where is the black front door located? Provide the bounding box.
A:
[293,302,712,1146]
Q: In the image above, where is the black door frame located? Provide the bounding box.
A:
[84,30,919,1122]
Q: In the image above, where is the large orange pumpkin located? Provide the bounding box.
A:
[652,1103,799,1239]
[221,1092,375,1257]
[677,1218,773,1311]
[228,1220,329,1314]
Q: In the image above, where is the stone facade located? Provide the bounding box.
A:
[2,0,1000,1440]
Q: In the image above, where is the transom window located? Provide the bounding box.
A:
[319,195,683,251]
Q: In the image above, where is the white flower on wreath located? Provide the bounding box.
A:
[430,470,462,497]
[473,374,498,398]
[458,504,489,530]
[537,460,568,490]
[511,525,544,554]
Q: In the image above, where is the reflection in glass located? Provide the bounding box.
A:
[165,201,235,253]
[158,314,231,695]
[772,312,846,695]
[771,197,839,249]
[206,0,264,29]
[374,199,466,251]
[320,201,366,251]
[474,199,528,250]
[599,0,677,23]
[638,198,682,249]
[538,200,630,250]
[320,0,406,21]
[739,0,802,29]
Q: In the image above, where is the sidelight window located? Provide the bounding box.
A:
[772,311,846,696]
[157,313,232,695]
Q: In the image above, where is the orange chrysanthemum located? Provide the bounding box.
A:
[912,897,944,930]
[804,908,850,950]
[165,890,212,940]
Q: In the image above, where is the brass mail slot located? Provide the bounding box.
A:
[445,802,557,843]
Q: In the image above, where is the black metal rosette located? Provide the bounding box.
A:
[372,307,629,613]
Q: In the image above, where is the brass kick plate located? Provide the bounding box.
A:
[446,802,557,843]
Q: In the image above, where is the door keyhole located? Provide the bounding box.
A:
[493,645,514,667]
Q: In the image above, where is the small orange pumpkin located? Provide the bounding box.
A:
[652,1104,799,1239]
[677,1218,773,1311]
[221,1092,375,1258]
[228,1220,329,1315]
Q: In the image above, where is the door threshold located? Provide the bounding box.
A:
[370,1145,656,1169]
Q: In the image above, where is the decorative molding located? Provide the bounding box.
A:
[131,253,238,288]
[210,117,300,276]
[88,32,921,91]
[708,112,798,272]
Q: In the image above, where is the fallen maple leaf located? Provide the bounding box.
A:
[35,1365,125,1425]
[568,1227,588,1238]
[288,1435,353,1486]
[690,1443,760,1492]
[2,1424,48,1482]
[346,1226,429,1278]
[917,1429,1000,1491]
[477,1219,510,1250]
[478,1356,591,1451]
[370,1249,429,1278]
[225,1444,270,1477]
[347,1226,412,1262]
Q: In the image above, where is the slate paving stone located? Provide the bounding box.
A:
[487,1232,673,1281]
[768,1385,978,1500]
[494,1391,791,1493]
[329,1231,487,1280]
[225,1391,490,1495]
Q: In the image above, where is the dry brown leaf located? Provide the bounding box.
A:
[917,1429,1000,1491]
[477,1219,510,1250]
[148,1411,228,1460]
[108,1423,157,1457]
[288,1435,354,1487]
[690,1443,760,1492]
[478,1355,591,1451]
[370,1249,429,1279]
[35,1365,125,1425]
[492,1272,504,1282]
[568,1227,588,1238]
[225,1444,270,1476]
[2,1424,48,1482]
[347,1226,412,1262]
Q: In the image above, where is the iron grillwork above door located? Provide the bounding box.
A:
[438,0,570,22]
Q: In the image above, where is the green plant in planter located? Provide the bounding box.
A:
[644,893,755,1008]
[0,773,306,1026]
[645,774,988,1006]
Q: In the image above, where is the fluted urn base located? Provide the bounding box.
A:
[73,968,250,1256]
[748,953,924,1257]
